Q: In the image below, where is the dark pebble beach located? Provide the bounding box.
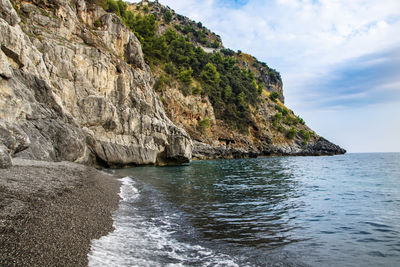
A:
[0,159,120,266]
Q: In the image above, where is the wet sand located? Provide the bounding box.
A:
[0,159,120,266]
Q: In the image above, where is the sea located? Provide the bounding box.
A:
[88,153,400,266]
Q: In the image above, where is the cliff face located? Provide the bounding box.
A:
[233,52,284,103]
[0,0,345,169]
[161,85,346,160]
[129,0,345,159]
[0,0,192,167]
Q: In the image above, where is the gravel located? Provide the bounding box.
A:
[0,158,121,266]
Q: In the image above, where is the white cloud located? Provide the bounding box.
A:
[153,0,400,95]
[129,0,400,152]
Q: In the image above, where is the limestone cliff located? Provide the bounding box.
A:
[0,0,192,168]
[129,0,345,159]
[0,0,345,169]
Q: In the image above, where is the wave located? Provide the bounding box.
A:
[88,177,241,267]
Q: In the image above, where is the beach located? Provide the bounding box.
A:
[0,159,120,266]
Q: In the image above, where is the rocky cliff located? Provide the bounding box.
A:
[128,0,345,159]
[0,0,192,168]
[0,0,345,169]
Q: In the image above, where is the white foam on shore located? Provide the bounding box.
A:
[88,176,239,267]
[119,176,139,202]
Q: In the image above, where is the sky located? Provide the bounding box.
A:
[132,0,400,152]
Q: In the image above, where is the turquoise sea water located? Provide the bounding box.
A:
[89,153,400,266]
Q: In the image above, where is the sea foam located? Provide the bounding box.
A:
[88,176,239,266]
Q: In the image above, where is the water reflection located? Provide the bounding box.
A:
[116,157,305,248]
[105,154,400,266]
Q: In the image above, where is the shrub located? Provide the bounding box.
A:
[94,19,101,28]
[191,85,202,95]
[211,40,220,48]
[105,0,120,15]
[223,86,232,101]
[160,97,166,104]
[293,116,305,125]
[257,82,263,95]
[299,130,311,144]
[163,10,172,23]
[182,24,194,34]
[199,63,220,88]
[268,69,281,83]
[278,125,285,133]
[174,24,182,31]
[287,127,296,139]
[282,108,289,116]
[198,118,211,131]
[220,48,235,56]
[273,112,282,127]
[269,91,280,102]
[273,112,283,120]
[283,116,293,125]
[165,62,177,75]
[177,67,193,85]
[117,0,127,17]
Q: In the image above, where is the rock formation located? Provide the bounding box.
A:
[0,0,345,169]
[130,0,345,159]
[0,0,192,168]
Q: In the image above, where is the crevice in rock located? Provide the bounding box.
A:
[1,45,24,69]
[94,153,110,168]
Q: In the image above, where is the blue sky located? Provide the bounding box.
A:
[133,0,400,152]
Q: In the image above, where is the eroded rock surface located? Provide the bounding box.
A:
[0,0,192,167]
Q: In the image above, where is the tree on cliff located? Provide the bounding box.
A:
[200,63,221,93]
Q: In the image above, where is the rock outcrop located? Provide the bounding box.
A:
[0,0,345,169]
[164,84,346,160]
[0,0,192,167]
[129,0,344,159]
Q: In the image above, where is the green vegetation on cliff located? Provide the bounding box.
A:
[95,0,284,133]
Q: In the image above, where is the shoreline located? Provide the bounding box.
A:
[0,159,121,266]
